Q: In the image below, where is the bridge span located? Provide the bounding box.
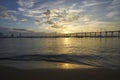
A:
[66,30,120,38]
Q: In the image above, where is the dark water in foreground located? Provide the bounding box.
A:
[0,38,120,69]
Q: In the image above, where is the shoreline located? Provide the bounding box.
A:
[0,65,120,80]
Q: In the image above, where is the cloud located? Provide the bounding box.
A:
[106,0,119,10]
[0,26,34,34]
[107,11,119,18]
[17,0,87,30]
[81,0,108,8]
[17,0,67,18]
[111,0,120,5]
[17,0,36,8]
[20,18,27,22]
[17,0,81,18]
[69,3,77,9]
[104,0,120,21]
[70,21,120,32]
[107,0,120,11]
[0,6,17,21]
[106,11,120,20]
[0,26,11,33]
[16,0,120,33]
[12,28,33,33]
[40,9,85,29]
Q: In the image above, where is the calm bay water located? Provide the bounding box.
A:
[0,38,120,69]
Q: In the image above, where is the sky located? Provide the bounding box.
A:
[0,0,120,33]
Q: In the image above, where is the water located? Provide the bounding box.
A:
[0,38,120,69]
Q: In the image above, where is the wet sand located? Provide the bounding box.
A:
[0,65,120,80]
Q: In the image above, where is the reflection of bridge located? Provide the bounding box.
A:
[65,30,120,38]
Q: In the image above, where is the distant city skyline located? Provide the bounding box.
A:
[0,0,120,33]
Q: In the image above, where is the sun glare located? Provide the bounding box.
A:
[62,30,70,34]
[64,31,70,34]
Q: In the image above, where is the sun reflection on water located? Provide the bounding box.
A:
[58,63,94,69]
[60,63,72,69]
[63,38,70,45]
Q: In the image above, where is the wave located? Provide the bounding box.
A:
[0,54,120,69]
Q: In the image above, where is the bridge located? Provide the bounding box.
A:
[65,30,120,38]
[0,30,120,38]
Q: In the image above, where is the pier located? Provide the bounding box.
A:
[68,30,120,38]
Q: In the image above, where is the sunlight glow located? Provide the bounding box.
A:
[59,63,95,69]
[60,63,76,69]
[64,31,70,34]
[63,38,70,45]
[62,29,71,34]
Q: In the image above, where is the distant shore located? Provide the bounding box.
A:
[0,65,120,80]
[0,36,120,38]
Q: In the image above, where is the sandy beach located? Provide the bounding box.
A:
[0,65,120,80]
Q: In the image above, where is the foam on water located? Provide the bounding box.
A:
[0,54,120,69]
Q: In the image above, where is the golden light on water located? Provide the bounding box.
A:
[60,63,73,69]
[23,61,95,69]
[58,63,95,69]
[63,38,70,44]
